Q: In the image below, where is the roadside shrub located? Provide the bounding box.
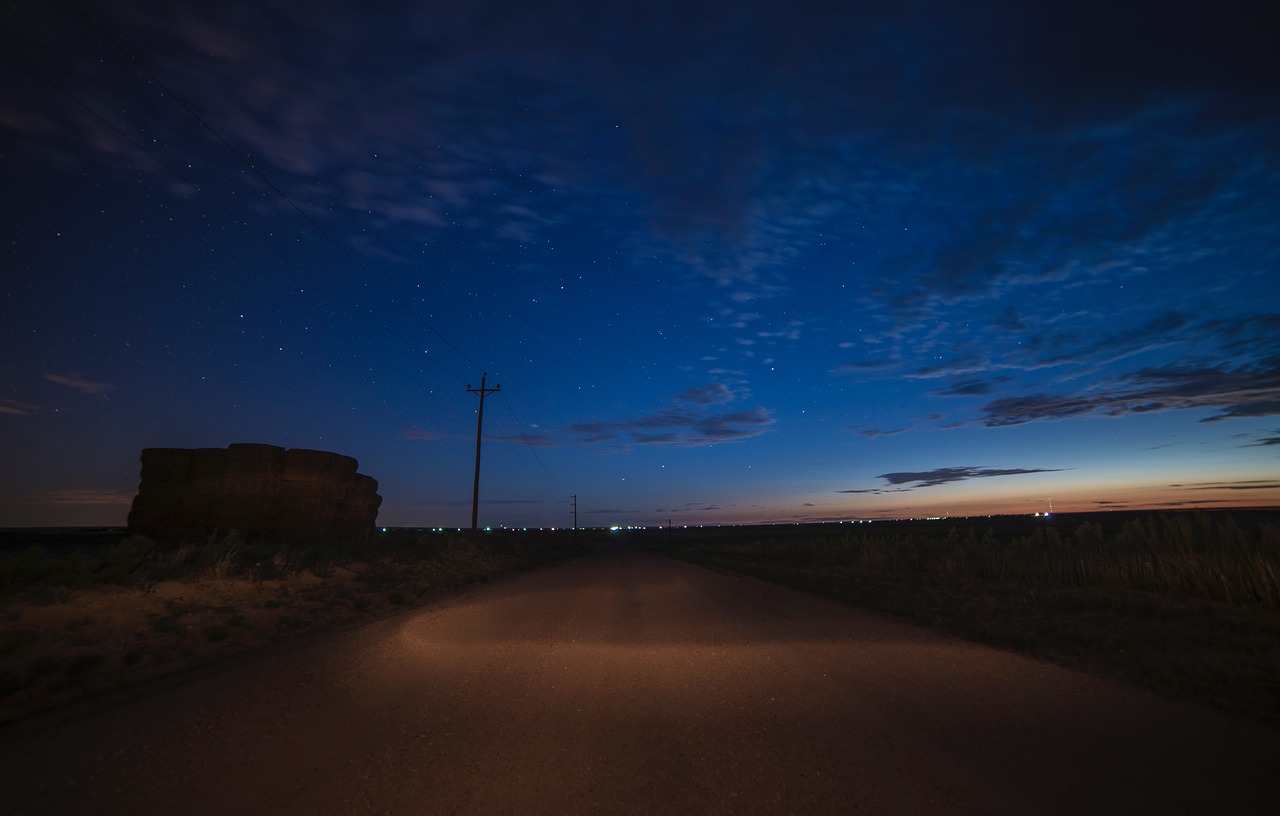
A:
[201,530,245,579]
[99,535,157,584]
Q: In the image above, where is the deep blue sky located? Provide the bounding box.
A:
[2,0,1278,528]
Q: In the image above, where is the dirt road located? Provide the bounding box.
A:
[3,543,1278,814]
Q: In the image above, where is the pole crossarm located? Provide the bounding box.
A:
[467,372,501,533]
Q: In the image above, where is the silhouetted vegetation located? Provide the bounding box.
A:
[0,527,598,598]
[656,512,1280,606]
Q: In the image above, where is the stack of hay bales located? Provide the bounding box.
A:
[128,443,381,542]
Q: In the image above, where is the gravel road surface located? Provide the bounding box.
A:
[3,543,1278,814]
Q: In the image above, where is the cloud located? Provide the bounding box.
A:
[880,467,1067,488]
[849,426,912,439]
[1022,312,1192,373]
[1168,480,1280,491]
[567,388,775,449]
[1150,499,1239,507]
[831,359,900,376]
[674,383,734,406]
[849,412,945,438]
[28,489,135,506]
[979,357,1280,426]
[416,498,543,507]
[933,377,1012,397]
[906,355,989,381]
[1206,401,1280,422]
[841,466,1066,493]
[43,373,115,396]
[1245,432,1280,447]
[487,432,557,448]
[900,312,1194,395]
[401,427,436,440]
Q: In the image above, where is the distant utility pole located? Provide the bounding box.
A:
[571,494,578,543]
[467,372,500,534]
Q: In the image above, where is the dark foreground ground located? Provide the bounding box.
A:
[636,509,1280,729]
[3,543,1278,815]
[0,530,590,723]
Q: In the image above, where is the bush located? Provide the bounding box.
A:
[99,535,157,584]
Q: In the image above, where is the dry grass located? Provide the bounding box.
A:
[0,529,597,724]
[651,511,1280,730]
[677,513,1280,605]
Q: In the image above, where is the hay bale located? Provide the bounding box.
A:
[189,448,227,495]
[137,448,193,494]
[128,443,381,541]
[223,444,283,495]
[283,448,356,480]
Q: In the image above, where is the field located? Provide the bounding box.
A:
[5,511,1279,731]
[635,509,1280,729]
[0,528,598,724]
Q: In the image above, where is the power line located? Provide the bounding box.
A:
[497,390,558,489]
[485,411,554,496]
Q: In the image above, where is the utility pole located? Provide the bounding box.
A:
[467,372,500,534]
[571,494,578,544]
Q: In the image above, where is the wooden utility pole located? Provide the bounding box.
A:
[571,494,578,543]
[467,372,500,533]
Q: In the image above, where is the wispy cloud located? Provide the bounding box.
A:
[415,498,543,507]
[0,399,41,416]
[674,383,735,406]
[568,384,774,449]
[978,357,1280,427]
[831,359,900,376]
[400,427,436,441]
[1245,431,1280,447]
[840,466,1066,493]
[28,488,135,506]
[43,373,115,396]
[487,432,556,448]
[849,425,913,439]
[848,412,944,439]
[932,377,1012,397]
[1168,480,1280,491]
[569,406,775,449]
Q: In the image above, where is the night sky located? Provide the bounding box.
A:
[3,0,1278,529]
